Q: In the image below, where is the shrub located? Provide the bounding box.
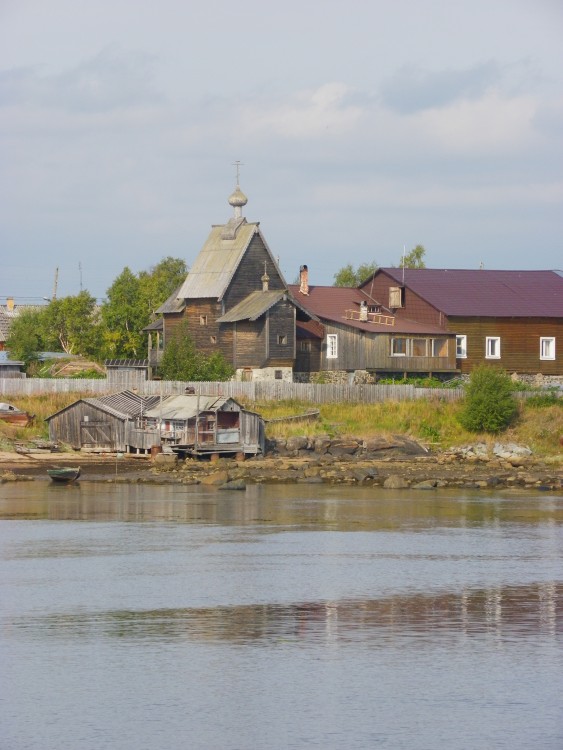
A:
[458,366,518,433]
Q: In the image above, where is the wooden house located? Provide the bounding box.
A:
[0,351,25,378]
[288,267,458,381]
[46,391,160,453]
[361,268,563,376]
[143,394,265,458]
[153,184,314,381]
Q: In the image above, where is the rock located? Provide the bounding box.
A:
[412,480,438,490]
[219,479,246,490]
[313,436,332,454]
[286,436,309,453]
[200,470,229,486]
[153,453,178,466]
[383,475,410,489]
[328,439,359,456]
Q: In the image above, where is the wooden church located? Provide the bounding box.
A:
[150,182,314,381]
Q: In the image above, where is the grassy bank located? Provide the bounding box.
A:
[2,392,562,458]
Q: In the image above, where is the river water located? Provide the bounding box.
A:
[1,481,561,750]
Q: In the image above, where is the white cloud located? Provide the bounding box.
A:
[237,83,363,139]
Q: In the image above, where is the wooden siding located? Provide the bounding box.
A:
[233,319,265,368]
[447,317,563,374]
[295,339,322,372]
[47,402,126,451]
[266,301,295,366]
[366,273,443,326]
[223,234,285,309]
[320,321,457,374]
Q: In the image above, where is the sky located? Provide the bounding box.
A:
[1,0,562,302]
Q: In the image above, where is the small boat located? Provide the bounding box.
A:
[0,402,34,427]
[47,467,81,483]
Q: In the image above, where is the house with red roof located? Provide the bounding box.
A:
[289,266,459,382]
[360,268,563,376]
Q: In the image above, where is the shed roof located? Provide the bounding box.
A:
[371,268,563,317]
[144,394,240,420]
[216,290,287,323]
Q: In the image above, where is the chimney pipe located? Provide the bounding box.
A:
[6,297,14,312]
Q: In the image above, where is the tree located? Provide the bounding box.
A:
[42,291,101,356]
[399,244,426,269]
[101,258,187,358]
[159,321,234,381]
[101,267,145,357]
[458,366,518,433]
[333,261,378,287]
[138,256,188,316]
[5,308,46,366]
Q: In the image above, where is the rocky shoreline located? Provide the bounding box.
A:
[2,435,561,492]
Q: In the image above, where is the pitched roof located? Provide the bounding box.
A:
[375,268,563,317]
[174,221,283,302]
[288,284,449,335]
[46,391,160,421]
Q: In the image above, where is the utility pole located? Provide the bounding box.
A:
[52,267,59,300]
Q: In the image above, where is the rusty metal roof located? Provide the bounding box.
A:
[373,268,563,317]
[174,222,279,301]
[288,285,449,334]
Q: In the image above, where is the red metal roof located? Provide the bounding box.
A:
[288,285,450,334]
[372,269,563,317]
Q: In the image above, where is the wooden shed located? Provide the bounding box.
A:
[143,394,265,458]
[46,391,160,453]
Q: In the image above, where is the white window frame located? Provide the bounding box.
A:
[391,337,408,357]
[485,336,501,359]
[326,334,338,359]
[456,335,467,358]
[540,337,555,361]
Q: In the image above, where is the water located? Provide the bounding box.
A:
[1,481,562,750]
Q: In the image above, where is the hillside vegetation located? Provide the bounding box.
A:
[1,392,562,459]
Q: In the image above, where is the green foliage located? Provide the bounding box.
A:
[398,244,427,269]
[524,390,563,408]
[101,257,187,358]
[42,291,101,356]
[5,309,46,365]
[333,261,378,287]
[458,366,518,433]
[159,322,234,382]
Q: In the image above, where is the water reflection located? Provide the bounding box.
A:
[9,582,561,646]
[1,481,562,530]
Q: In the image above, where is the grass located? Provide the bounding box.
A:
[1,392,562,458]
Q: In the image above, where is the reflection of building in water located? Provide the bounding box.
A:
[20,583,562,645]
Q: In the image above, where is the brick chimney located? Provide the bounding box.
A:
[299,265,309,295]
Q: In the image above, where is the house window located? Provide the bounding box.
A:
[389,286,404,308]
[199,315,207,326]
[210,335,217,345]
[327,334,338,359]
[391,337,407,356]
[299,340,311,352]
[412,338,427,357]
[486,337,501,359]
[456,335,467,358]
[275,369,283,380]
[277,334,287,345]
[432,338,448,357]
[540,337,555,360]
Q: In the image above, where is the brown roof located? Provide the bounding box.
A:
[288,284,449,334]
[370,268,563,317]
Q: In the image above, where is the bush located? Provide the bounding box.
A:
[458,366,518,433]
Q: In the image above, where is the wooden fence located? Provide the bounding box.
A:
[0,377,466,404]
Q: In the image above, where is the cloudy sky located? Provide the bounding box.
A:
[1,0,562,301]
